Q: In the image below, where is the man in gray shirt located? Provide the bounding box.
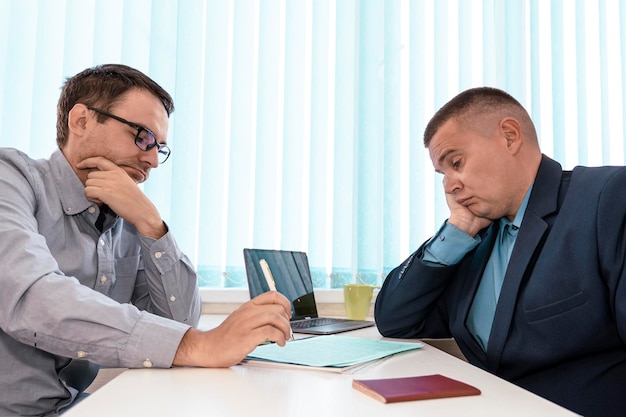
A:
[0,64,292,416]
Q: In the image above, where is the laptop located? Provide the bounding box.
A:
[243,248,375,335]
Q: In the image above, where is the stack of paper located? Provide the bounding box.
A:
[243,335,423,373]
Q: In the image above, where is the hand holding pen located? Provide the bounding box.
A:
[260,259,295,341]
[172,282,293,367]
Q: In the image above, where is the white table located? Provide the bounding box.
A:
[64,315,579,417]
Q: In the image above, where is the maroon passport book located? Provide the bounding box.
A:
[352,374,481,403]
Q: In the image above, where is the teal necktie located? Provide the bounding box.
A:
[466,219,518,351]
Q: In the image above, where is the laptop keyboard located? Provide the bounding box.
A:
[291,317,347,329]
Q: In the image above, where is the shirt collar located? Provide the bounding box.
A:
[500,185,533,231]
[50,149,93,215]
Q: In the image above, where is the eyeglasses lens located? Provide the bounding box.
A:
[135,129,155,151]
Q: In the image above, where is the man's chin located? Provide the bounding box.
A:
[467,206,490,219]
[124,168,148,183]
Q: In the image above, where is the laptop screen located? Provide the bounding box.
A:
[243,248,318,320]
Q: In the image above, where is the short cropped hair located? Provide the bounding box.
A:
[56,64,174,147]
[423,87,535,147]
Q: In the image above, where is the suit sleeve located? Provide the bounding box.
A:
[374,243,461,338]
[375,223,480,338]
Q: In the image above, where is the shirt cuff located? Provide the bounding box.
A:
[122,312,190,368]
[422,221,481,266]
[138,227,182,274]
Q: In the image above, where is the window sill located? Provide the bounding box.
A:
[200,288,348,303]
[199,288,376,317]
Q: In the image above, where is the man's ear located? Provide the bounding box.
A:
[67,103,90,137]
[500,117,523,154]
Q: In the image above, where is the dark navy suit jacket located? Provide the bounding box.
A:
[375,155,626,417]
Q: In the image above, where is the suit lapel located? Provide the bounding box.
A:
[485,155,563,369]
[486,214,547,367]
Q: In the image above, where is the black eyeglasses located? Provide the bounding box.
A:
[87,107,171,164]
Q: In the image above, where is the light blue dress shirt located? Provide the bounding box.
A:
[423,187,532,351]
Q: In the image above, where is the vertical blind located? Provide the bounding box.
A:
[1,0,625,289]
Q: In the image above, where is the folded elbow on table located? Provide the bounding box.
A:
[375,323,399,338]
[375,309,422,339]
[374,301,393,333]
[374,313,412,339]
[376,321,418,339]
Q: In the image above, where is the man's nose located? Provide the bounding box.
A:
[443,175,461,194]
[141,147,159,168]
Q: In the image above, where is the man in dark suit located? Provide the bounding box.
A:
[375,87,626,417]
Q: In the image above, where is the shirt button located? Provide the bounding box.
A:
[100,275,107,283]
[99,239,105,246]
[143,359,153,368]
[170,295,176,302]
[154,252,162,259]
[88,206,96,214]
[77,351,88,358]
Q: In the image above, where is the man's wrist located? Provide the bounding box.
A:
[423,221,481,266]
[173,328,197,367]
[447,216,483,237]
[136,218,167,240]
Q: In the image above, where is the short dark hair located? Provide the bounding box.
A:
[423,87,528,147]
[56,64,175,147]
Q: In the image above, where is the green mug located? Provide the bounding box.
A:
[343,284,380,320]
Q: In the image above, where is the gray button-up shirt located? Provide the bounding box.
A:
[0,148,202,416]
